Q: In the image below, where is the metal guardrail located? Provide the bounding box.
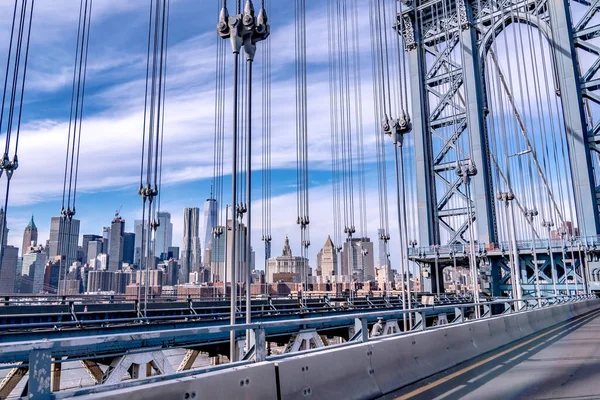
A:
[2,294,595,398]
[0,293,478,334]
[409,235,600,257]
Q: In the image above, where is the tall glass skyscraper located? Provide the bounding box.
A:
[181,207,200,283]
[155,211,173,259]
[108,215,125,271]
[133,220,147,266]
[202,198,218,266]
[48,216,80,268]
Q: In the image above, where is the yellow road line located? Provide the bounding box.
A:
[394,309,600,400]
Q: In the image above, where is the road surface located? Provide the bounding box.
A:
[382,308,600,400]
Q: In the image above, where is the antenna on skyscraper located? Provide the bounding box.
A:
[115,205,122,218]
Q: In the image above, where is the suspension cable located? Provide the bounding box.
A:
[0,0,34,269]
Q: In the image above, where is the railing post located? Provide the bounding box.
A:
[412,312,425,331]
[354,317,369,342]
[254,327,266,362]
[28,349,51,399]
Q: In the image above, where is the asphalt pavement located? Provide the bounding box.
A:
[381,308,600,400]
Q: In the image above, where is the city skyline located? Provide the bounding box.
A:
[0,0,419,275]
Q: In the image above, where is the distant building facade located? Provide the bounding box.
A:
[182,207,201,283]
[0,246,18,293]
[82,234,102,264]
[340,237,374,282]
[21,247,47,293]
[48,217,80,269]
[123,232,135,265]
[266,236,308,283]
[155,211,173,259]
[202,198,217,266]
[21,216,38,255]
[108,214,125,271]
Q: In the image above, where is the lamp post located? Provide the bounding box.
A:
[542,220,557,295]
[524,208,541,305]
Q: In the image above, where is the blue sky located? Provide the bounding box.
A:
[0,0,588,273]
[0,0,419,271]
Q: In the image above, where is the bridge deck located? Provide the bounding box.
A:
[382,309,600,400]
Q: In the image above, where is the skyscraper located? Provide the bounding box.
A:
[21,216,38,255]
[0,208,9,247]
[155,211,173,259]
[108,214,125,271]
[102,226,110,248]
[123,232,135,265]
[182,207,201,283]
[133,220,147,266]
[340,237,374,282]
[377,228,389,269]
[22,248,47,294]
[210,219,247,282]
[48,217,80,268]
[0,246,18,293]
[266,236,308,283]
[318,235,338,278]
[82,234,102,263]
[87,240,103,264]
[202,198,218,266]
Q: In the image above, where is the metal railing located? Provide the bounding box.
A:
[409,235,600,257]
[3,294,595,398]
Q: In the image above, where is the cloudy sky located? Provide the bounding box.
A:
[0,0,422,272]
[0,0,590,273]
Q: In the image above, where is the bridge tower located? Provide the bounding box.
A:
[400,0,600,296]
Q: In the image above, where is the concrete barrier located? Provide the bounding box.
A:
[64,362,278,400]
[277,299,599,400]
[60,299,600,400]
[275,343,382,400]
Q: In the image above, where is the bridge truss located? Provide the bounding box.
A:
[401,0,600,297]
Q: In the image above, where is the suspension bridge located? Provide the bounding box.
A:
[0,0,600,398]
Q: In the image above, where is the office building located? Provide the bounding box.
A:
[102,226,110,247]
[113,270,131,294]
[123,232,135,265]
[48,217,80,268]
[202,198,218,266]
[317,235,337,279]
[43,261,60,293]
[133,220,147,266]
[108,214,125,271]
[87,241,103,264]
[182,207,201,282]
[87,270,114,292]
[0,208,8,247]
[210,220,248,283]
[21,216,38,256]
[167,246,179,260]
[135,269,163,287]
[340,237,375,282]
[155,211,173,259]
[22,247,47,294]
[377,229,389,269]
[266,236,308,283]
[82,234,102,263]
[0,246,18,293]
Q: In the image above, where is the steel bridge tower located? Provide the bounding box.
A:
[401,0,600,296]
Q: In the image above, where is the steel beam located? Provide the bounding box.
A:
[548,0,600,237]
[80,360,103,384]
[51,361,61,392]
[459,0,497,246]
[177,349,201,372]
[0,362,28,399]
[407,15,439,248]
